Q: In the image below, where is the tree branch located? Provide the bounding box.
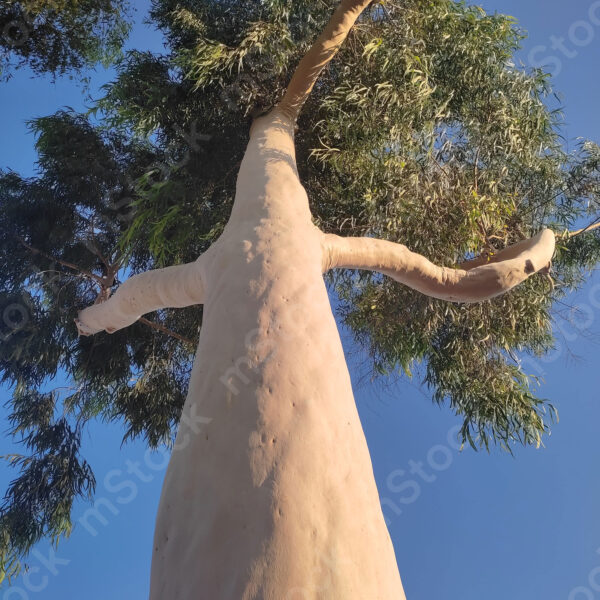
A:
[17,235,202,343]
[16,236,104,286]
[459,220,600,271]
[567,220,600,238]
[138,317,195,346]
[321,230,556,303]
[277,0,373,121]
[76,260,206,336]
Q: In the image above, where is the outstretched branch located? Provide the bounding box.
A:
[277,0,373,121]
[567,220,600,238]
[76,260,205,336]
[17,235,195,342]
[321,230,556,303]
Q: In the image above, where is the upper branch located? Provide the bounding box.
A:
[321,230,556,303]
[75,259,205,336]
[567,220,600,239]
[16,236,104,287]
[277,0,373,121]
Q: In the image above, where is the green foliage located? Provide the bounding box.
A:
[0,0,131,79]
[2,0,600,583]
[0,111,200,579]
[301,0,599,452]
[0,387,94,585]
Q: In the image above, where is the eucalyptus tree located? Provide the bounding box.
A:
[1,0,600,596]
[0,0,130,79]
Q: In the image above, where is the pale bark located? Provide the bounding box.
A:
[75,259,205,335]
[277,0,373,121]
[147,110,407,600]
[322,229,556,302]
[567,220,600,238]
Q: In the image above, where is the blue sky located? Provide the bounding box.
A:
[1,1,600,599]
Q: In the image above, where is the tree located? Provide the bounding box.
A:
[1,0,600,594]
[0,0,130,79]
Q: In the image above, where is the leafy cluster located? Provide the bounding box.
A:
[1,0,600,582]
[0,0,131,79]
[0,387,94,585]
[0,111,197,579]
[299,0,600,451]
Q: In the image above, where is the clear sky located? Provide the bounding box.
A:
[1,1,599,599]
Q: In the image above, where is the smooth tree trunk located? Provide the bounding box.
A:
[149,111,406,598]
[76,2,556,597]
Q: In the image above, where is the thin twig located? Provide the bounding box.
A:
[138,317,196,346]
[16,236,103,287]
[88,217,111,272]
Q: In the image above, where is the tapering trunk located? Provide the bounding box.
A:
[148,112,406,599]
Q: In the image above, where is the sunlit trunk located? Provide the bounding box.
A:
[148,111,406,599]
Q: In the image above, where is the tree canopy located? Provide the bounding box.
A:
[2,0,600,584]
[0,0,130,79]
